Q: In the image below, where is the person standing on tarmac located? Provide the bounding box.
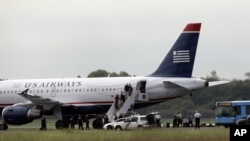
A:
[40,115,47,130]
[154,113,161,127]
[176,112,183,127]
[78,115,84,130]
[194,111,202,129]
[70,116,75,130]
[187,113,193,127]
[85,115,90,130]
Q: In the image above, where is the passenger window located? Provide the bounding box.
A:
[234,106,241,115]
[246,106,250,115]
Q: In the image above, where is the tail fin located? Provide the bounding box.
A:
[149,23,201,77]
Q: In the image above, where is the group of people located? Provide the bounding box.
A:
[70,114,90,130]
[40,114,90,130]
[172,111,202,128]
[114,84,133,110]
[173,112,183,127]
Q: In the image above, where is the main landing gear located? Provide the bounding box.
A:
[55,120,69,129]
[0,123,8,130]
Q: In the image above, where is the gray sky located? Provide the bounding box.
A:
[0,0,250,80]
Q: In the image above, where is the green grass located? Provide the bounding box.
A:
[0,127,229,141]
[0,117,228,141]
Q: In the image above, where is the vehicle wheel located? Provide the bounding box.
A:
[107,125,113,130]
[115,126,123,130]
[238,121,246,125]
[137,125,143,129]
[55,120,64,130]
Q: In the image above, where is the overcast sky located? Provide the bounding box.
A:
[0,0,249,80]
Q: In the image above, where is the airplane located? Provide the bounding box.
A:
[0,23,230,130]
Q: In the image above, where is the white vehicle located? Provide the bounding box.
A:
[103,115,149,130]
[103,118,127,130]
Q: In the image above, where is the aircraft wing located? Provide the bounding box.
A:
[16,89,69,110]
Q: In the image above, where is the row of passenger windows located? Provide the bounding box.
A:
[0,87,124,95]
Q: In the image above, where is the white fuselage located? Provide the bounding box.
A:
[0,77,206,112]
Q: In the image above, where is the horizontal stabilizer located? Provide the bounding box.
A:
[208,81,231,87]
[163,78,207,90]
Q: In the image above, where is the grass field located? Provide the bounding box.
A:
[0,118,229,141]
[0,127,229,141]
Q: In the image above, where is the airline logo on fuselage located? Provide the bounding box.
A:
[24,81,83,88]
[173,50,190,63]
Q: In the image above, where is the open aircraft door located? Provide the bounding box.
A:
[137,80,149,102]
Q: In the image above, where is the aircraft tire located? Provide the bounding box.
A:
[92,119,103,129]
[0,124,4,130]
[4,123,8,130]
[0,123,7,130]
[55,120,64,130]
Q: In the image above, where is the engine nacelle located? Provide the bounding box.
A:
[2,106,41,125]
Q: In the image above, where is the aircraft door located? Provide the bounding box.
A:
[137,80,149,101]
[51,86,56,97]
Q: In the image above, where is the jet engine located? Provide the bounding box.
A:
[2,106,41,125]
